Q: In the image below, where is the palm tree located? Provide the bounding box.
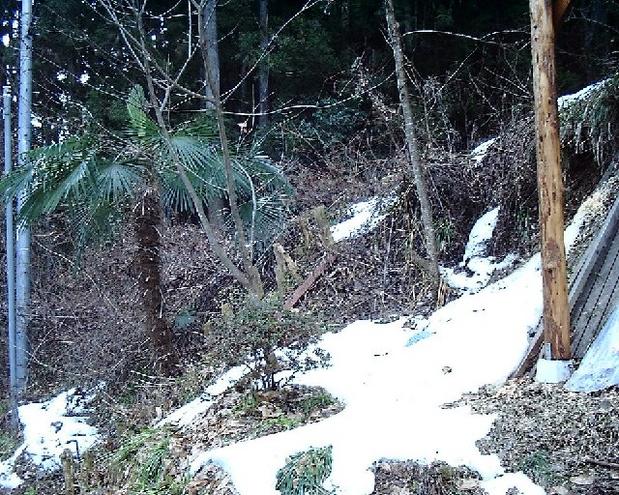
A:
[0,86,291,373]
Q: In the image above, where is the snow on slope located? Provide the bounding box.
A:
[330,194,396,243]
[0,388,99,489]
[471,138,496,163]
[441,207,517,293]
[170,173,618,495]
[185,189,603,495]
[558,79,610,110]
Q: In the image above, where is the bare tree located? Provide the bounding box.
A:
[384,0,439,282]
[200,0,220,111]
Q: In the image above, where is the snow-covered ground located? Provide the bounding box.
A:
[0,388,100,489]
[176,180,611,495]
[330,194,396,243]
[558,79,610,110]
[179,173,619,495]
[441,207,517,293]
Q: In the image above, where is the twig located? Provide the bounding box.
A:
[586,459,619,470]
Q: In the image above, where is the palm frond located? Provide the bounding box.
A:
[126,85,160,141]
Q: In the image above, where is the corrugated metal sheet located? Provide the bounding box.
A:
[512,184,619,377]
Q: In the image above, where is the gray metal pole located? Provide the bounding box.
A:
[16,0,33,393]
[3,86,18,430]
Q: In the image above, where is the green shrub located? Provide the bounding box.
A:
[300,391,336,419]
[111,429,185,495]
[276,446,334,495]
[209,294,329,391]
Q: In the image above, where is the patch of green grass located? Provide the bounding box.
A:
[112,429,186,495]
[276,446,334,495]
[234,392,259,415]
[112,428,155,466]
[259,416,303,434]
[0,430,19,462]
[300,391,335,418]
[517,450,557,485]
[134,436,169,490]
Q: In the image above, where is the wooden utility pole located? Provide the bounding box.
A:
[530,0,571,360]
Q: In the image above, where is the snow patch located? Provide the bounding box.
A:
[186,187,600,495]
[0,388,100,489]
[463,208,499,261]
[470,138,496,163]
[158,365,247,428]
[558,79,610,110]
[441,207,517,293]
[330,195,396,243]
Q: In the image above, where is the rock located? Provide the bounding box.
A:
[458,478,480,490]
[549,486,569,495]
[570,474,595,485]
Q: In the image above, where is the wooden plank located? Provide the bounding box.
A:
[570,195,619,317]
[511,321,544,378]
[573,238,619,357]
[284,253,336,310]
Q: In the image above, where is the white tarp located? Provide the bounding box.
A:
[565,304,619,392]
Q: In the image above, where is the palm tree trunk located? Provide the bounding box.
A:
[134,182,175,373]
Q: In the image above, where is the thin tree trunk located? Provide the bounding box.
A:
[201,0,220,111]
[198,3,264,297]
[257,0,269,130]
[530,0,571,360]
[134,181,176,373]
[15,0,33,395]
[384,0,439,282]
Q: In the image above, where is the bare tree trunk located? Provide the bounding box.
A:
[198,2,264,298]
[201,0,220,111]
[530,0,571,360]
[384,0,439,282]
[257,0,270,130]
[134,181,176,373]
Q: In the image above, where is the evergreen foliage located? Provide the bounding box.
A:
[0,85,292,254]
[276,446,334,495]
[209,294,329,391]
